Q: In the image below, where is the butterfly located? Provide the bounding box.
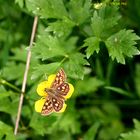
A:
[41,69,70,115]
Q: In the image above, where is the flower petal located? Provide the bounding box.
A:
[36,74,56,96]
[35,98,46,113]
[36,81,48,96]
[65,83,74,99]
[58,103,67,113]
[47,74,56,88]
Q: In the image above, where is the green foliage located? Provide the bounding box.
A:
[119,119,140,140]
[0,121,15,140]
[84,5,140,63]
[0,0,140,140]
[68,0,91,24]
[134,64,140,97]
[32,29,88,79]
[84,37,101,58]
[74,77,104,96]
[83,122,100,140]
[26,0,68,19]
[91,5,121,38]
[106,29,140,64]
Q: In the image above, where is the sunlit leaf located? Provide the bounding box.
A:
[106,29,140,64]
[83,37,101,58]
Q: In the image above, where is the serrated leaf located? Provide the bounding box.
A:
[63,53,88,79]
[91,5,121,38]
[47,17,75,38]
[119,119,140,140]
[26,0,68,19]
[83,37,100,58]
[91,11,103,38]
[68,0,91,24]
[105,29,140,64]
[31,62,60,80]
[33,33,66,61]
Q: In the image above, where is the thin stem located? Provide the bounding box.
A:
[14,16,38,135]
[0,78,37,101]
[0,79,21,92]
[60,56,67,65]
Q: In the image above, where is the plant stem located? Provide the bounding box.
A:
[14,16,38,135]
[0,79,21,92]
[60,56,67,65]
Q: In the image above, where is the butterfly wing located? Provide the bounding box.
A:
[41,96,53,116]
[41,69,69,115]
[52,96,64,112]
[51,68,66,88]
[51,68,70,97]
[56,83,70,96]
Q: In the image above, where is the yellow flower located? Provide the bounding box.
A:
[35,71,74,115]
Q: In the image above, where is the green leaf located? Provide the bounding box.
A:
[15,0,24,8]
[47,17,75,38]
[10,46,27,62]
[0,95,18,116]
[134,64,140,97]
[2,62,25,85]
[0,85,11,99]
[105,86,133,97]
[57,111,81,134]
[29,112,58,135]
[0,121,15,140]
[91,11,103,38]
[31,62,60,80]
[119,119,140,140]
[49,132,72,140]
[26,0,68,19]
[83,37,100,58]
[33,33,66,61]
[0,28,7,41]
[98,119,123,140]
[2,62,33,86]
[63,53,88,79]
[105,29,140,64]
[54,101,81,134]
[68,0,91,24]
[83,122,100,140]
[91,5,121,38]
[75,77,104,97]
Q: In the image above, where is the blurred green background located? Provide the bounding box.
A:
[1,0,140,140]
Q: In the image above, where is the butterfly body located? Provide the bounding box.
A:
[44,88,65,99]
